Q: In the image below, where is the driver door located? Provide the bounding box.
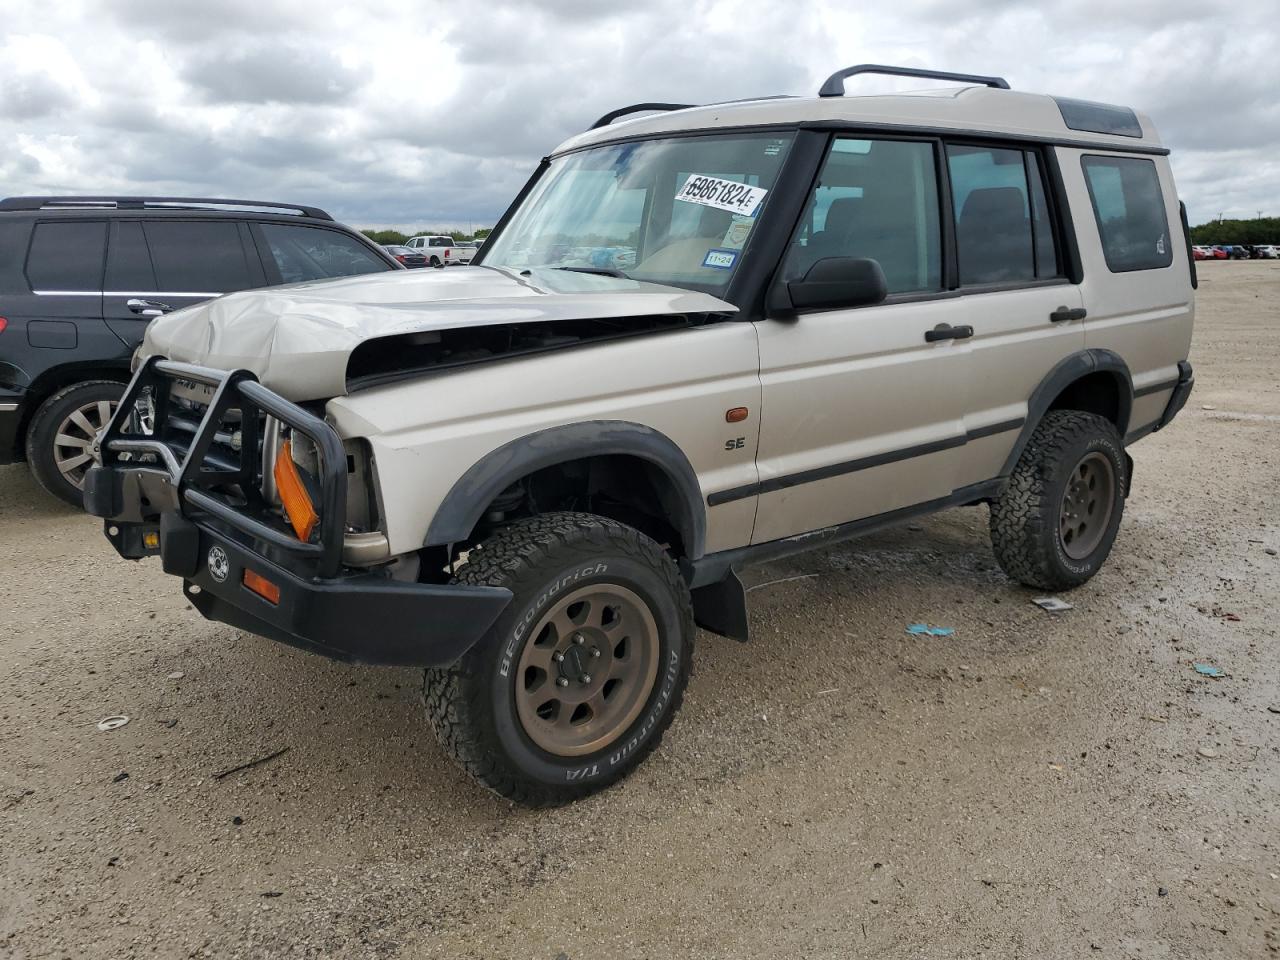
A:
[750,135,971,543]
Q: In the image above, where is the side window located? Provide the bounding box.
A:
[142,221,253,293]
[430,237,450,247]
[258,223,391,284]
[1081,156,1172,272]
[25,221,107,292]
[782,137,941,295]
[947,145,1060,286]
[105,221,157,292]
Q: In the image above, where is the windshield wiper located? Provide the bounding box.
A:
[551,266,629,279]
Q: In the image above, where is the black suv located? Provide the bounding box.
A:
[0,196,399,505]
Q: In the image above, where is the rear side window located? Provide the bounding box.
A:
[105,221,157,292]
[258,223,390,284]
[947,145,1060,286]
[26,221,107,292]
[1081,156,1172,272]
[142,221,253,292]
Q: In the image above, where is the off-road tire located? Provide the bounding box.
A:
[25,380,125,507]
[989,410,1127,591]
[424,512,694,806]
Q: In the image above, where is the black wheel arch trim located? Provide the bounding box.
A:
[424,420,707,559]
[1000,348,1134,477]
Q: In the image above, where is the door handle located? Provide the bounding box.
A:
[1050,306,1087,323]
[924,323,974,342]
[126,298,172,317]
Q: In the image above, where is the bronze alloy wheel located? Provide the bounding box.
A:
[514,583,660,758]
[1059,451,1116,560]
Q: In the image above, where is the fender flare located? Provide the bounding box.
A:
[424,420,707,559]
[1000,348,1134,477]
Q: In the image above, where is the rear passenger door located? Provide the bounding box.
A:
[102,219,263,349]
[944,143,1086,489]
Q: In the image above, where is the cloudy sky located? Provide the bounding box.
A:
[0,0,1274,230]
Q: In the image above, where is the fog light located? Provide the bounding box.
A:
[243,569,281,605]
[143,531,160,550]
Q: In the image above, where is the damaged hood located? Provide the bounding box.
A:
[140,266,737,400]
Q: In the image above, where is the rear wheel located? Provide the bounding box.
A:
[424,512,693,806]
[429,255,442,268]
[989,410,1127,591]
[25,380,124,507]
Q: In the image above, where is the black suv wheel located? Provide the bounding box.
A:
[424,512,694,806]
[25,380,125,507]
[989,410,1128,591]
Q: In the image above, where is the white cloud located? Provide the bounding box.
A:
[0,0,1273,227]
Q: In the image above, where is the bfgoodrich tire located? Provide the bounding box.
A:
[424,512,694,806]
[989,410,1128,591]
[25,380,125,508]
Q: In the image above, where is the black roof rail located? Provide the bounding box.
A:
[0,196,334,220]
[590,102,696,130]
[818,64,1010,98]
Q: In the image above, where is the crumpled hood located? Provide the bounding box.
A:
[140,265,737,401]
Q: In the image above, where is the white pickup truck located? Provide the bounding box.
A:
[403,235,475,266]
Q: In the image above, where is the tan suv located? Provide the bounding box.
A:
[86,64,1195,805]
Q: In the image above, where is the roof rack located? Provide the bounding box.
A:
[590,102,696,130]
[818,64,1010,98]
[0,196,334,220]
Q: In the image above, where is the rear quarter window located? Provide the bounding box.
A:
[1081,156,1173,273]
[25,221,107,292]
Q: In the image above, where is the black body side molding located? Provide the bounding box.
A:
[425,420,707,559]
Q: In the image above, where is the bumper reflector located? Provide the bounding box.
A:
[243,568,281,605]
[273,439,319,542]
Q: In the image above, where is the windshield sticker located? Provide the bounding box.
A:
[676,175,768,217]
[702,249,738,270]
[721,217,755,250]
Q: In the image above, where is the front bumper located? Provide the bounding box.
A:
[85,358,510,667]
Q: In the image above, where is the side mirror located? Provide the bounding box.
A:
[784,257,888,312]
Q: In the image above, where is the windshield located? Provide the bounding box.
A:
[482,132,794,293]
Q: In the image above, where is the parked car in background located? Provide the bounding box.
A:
[404,235,475,266]
[382,244,430,268]
[0,196,399,505]
[1229,245,1251,260]
[1210,246,1231,259]
[1191,245,1212,260]
[1250,244,1278,259]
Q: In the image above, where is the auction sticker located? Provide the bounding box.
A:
[676,175,767,217]
[702,249,738,270]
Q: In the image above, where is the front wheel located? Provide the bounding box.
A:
[989,410,1127,591]
[424,512,694,806]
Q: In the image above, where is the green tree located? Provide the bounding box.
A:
[1189,217,1280,245]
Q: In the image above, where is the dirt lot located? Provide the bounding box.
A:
[2,260,1278,960]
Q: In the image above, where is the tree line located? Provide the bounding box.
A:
[1188,217,1280,245]
[361,227,492,246]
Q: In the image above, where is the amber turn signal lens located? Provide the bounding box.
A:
[726,407,749,423]
[142,531,160,549]
[243,569,281,605]
[273,439,319,542]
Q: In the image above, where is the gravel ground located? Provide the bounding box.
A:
[2,261,1278,960]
